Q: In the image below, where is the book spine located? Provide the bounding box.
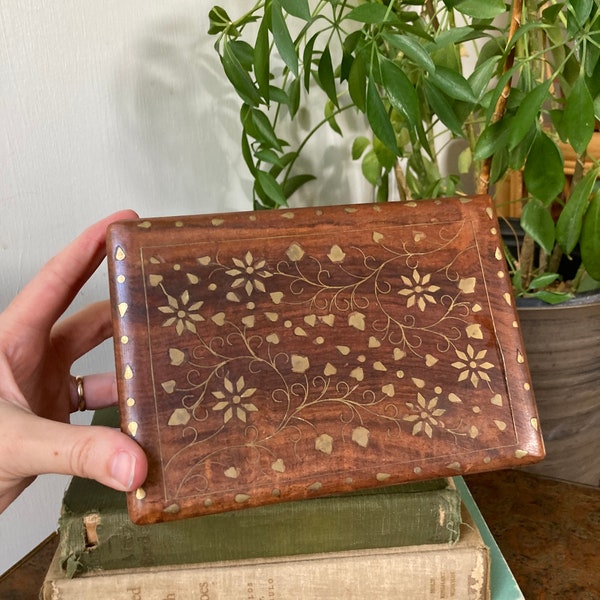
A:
[60,487,461,573]
[44,539,489,600]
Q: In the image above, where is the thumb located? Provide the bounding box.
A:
[6,406,147,492]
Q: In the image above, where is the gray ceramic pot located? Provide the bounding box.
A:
[517,291,600,486]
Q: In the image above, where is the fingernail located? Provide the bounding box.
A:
[110,451,136,490]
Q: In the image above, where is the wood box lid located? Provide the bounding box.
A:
[107,196,544,524]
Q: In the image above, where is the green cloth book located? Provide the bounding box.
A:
[59,408,462,576]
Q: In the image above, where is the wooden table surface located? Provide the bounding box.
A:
[1,469,599,599]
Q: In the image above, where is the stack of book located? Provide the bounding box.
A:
[43,199,538,598]
[40,412,525,599]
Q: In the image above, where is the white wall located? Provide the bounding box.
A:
[0,1,368,573]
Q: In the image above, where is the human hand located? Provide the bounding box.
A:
[0,211,148,513]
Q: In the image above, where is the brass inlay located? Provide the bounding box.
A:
[115,246,126,261]
[138,209,532,504]
[135,487,146,500]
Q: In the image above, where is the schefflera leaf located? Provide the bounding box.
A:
[580,190,600,281]
[556,167,600,256]
[523,130,565,204]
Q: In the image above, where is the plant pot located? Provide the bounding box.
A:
[517,291,600,486]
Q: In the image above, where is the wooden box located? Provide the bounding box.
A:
[107,196,544,524]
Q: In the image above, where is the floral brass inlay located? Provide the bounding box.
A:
[141,216,518,501]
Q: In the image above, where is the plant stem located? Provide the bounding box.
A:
[520,233,536,289]
[478,0,523,194]
[394,159,413,201]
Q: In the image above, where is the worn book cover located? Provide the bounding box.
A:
[107,196,544,523]
[44,502,490,600]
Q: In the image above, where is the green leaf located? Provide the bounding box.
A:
[268,85,289,106]
[346,4,390,24]
[366,76,399,155]
[533,290,575,304]
[361,150,382,186]
[529,272,560,290]
[271,0,298,77]
[580,190,600,280]
[280,0,311,21]
[424,80,464,137]
[352,136,370,160]
[549,109,568,143]
[523,132,565,204]
[256,170,287,206]
[380,59,419,130]
[468,56,501,102]
[241,129,256,175]
[221,41,261,107]
[318,47,338,107]
[508,124,536,171]
[444,0,506,19]
[348,52,367,112]
[428,67,476,104]
[556,167,600,255]
[229,40,254,71]
[542,3,563,24]
[489,146,508,184]
[269,151,297,178]
[282,174,316,198]
[381,33,436,75]
[324,100,342,135]
[473,119,510,160]
[520,199,556,255]
[508,81,552,151]
[287,78,301,118]
[254,17,271,101]
[208,6,234,35]
[250,108,282,151]
[254,148,283,167]
[563,76,595,155]
[373,136,397,172]
[302,33,318,91]
[568,0,594,27]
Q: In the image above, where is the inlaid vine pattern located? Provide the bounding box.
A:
[142,216,515,500]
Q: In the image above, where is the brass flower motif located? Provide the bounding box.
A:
[226,251,272,296]
[212,375,258,424]
[397,269,440,311]
[159,290,205,335]
[404,393,446,438]
[452,345,495,387]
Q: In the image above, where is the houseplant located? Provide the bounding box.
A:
[208,0,600,484]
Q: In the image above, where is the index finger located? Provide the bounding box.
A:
[4,210,138,335]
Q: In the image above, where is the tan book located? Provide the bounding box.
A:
[42,504,490,600]
[107,196,544,523]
